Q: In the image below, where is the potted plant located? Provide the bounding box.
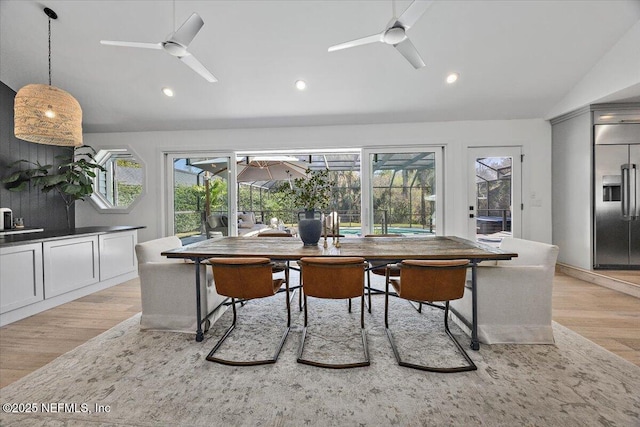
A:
[1,145,105,230]
[278,168,332,245]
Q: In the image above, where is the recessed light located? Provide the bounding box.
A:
[599,115,614,119]
[44,108,56,118]
[162,87,174,97]
[295,80,307,91]
[446,73,459,84]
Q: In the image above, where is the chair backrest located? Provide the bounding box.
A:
[135,236,183,264]
[257,232,294,237]
[398,259,469,302]
[299,257,366,299]
[209,257,277,299]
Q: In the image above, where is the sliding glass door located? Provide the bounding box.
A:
[362,148,443,236]
[164,152,236,241]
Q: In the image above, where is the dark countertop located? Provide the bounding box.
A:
[0,226,145,248]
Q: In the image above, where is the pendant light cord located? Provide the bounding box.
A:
[48,15,52,86]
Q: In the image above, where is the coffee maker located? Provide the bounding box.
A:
[0,208,13,230]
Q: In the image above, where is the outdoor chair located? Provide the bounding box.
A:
[297,257,370,369]
[206,257,290,366]
[385,259,477,373]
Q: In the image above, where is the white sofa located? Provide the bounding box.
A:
[135,236,227,333]
[205,212,269,237]
[450,237,559,344]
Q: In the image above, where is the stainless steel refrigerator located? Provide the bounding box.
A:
[594,123,640,269]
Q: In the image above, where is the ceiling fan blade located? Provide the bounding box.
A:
[100,40,162,50]
[328,33,384,52]
[169,12,204,47]
[179,53,218,83]
[394,38,426,69]
[396,0,434,30]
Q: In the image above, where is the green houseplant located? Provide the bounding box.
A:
[1,145,105,230]
[279,168,331,216]
[278,168,332,245]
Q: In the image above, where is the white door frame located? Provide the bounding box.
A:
[163,151,237,237]
[467,146,522,240]
[362,146,445,236]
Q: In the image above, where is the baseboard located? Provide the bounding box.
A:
[556,263,640,298]
[0,271,138,326]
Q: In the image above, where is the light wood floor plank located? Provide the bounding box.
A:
[1,272,639,389]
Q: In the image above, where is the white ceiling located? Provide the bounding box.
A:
[1,0,639,133]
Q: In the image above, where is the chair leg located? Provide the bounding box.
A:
[408,300,422,313]
[297,295,370,369]
[384,270,391,328]
[384,301,477,373]
[206,295,291,366]
[299,277,304,312]
[366,269,373,313]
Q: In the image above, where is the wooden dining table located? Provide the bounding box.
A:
[162,235,517,350]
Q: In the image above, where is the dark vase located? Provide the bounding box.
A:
[298,210,322,246]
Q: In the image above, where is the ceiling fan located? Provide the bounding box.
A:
[100,12,217,82]
[328,0,434,69]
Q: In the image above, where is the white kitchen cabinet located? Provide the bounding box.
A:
[43,235,100,298]
[0,227,141,326]
[99,230,137,281]
[0,243,44,314]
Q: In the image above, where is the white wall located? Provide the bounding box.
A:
[546,20,640,119]
[77,119,552,245]
[551,111,592,269]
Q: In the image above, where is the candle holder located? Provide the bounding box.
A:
[323,212,328,249]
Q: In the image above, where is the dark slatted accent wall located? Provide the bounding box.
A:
[0,81,73,230]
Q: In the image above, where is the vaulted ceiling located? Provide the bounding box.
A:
[1,0,638,133]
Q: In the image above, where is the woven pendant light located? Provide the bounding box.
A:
[14,7,83,147]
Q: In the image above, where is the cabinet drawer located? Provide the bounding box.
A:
[43,236,99,298]
[0,243,44,314]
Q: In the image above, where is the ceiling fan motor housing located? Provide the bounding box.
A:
[162,40,188,57]
[383,26,407,45]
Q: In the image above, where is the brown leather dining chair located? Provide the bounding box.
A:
[257,232,301,309]
[257,231,294,274]
[385,259,477,373]
[297,257,370,369]
[364,234,403,313]
[205,257,290,366]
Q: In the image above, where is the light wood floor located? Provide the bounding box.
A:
[1,273,639,389]
[0,282,141,389]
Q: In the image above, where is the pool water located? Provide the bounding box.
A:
[340,227,434,236]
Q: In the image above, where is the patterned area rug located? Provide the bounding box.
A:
[1,291,639,426]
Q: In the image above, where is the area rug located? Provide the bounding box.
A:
[1,292,639,427]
